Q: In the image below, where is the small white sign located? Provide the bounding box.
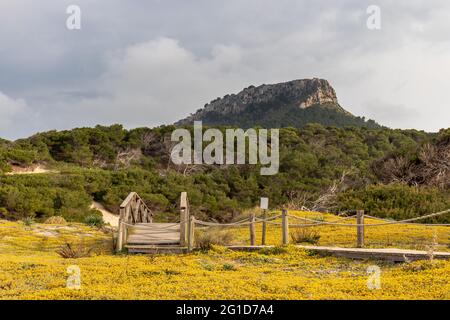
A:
[260,197,269,210]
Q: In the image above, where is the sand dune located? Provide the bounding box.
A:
[90,201,119,227]
[5,165,54,175]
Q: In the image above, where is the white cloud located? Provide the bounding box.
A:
[0,92,28,138]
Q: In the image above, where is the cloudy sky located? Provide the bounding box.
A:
[1,0,449,140]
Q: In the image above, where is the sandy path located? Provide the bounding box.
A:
[90,201,119,227]
[5,165,55,175]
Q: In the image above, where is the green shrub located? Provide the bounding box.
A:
[0,207,8,218]
[222,263,237,271]
[337,183,450,223]
[84,214,104,227]
[22,216,35,227]
[259,246,288,255]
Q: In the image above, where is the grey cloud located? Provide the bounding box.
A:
[0,0,450,139]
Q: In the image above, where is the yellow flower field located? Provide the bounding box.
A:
[0,215,449,300]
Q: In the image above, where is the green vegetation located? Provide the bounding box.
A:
[337,184,450,223]
[201,103,381,129]
[84,214,104,228]
[0,124,448,224]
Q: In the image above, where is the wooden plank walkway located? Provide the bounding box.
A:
[299,246,450,262]
[226,245,450,262]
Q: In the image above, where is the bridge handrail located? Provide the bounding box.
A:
[119,192,153,223]
[116,192,154,251]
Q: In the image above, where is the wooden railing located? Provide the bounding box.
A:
[116,192,153,251]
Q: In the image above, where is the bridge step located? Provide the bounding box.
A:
[125,245,187,254]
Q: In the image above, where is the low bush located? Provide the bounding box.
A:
[22,216,34,227]
[196,229,234,250]
[56,243,92,258]
[44,216,67,224]
[290,228,321,245]
[222,263,237,271]
[84,214,104,227]
[259,246,288,255]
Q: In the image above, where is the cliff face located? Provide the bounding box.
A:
[176,78,378,129]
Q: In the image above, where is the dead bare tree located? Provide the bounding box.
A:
[310,169,354,212]
[284,169,354,212]
[374,138,450,189]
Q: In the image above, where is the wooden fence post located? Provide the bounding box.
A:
[180,192,189,247]
[116,221,123,252]
[116,206,126,252]
[356,210,365,248]
[180,209,187,246]
[261,209,267,245]
[249,212,256,246]
[282,209,289,245]
[187,215,195,251]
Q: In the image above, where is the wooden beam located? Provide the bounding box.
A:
[249,212,256,246]
[282,209,289,245]
[180,208,187,246]
[116,207,126,252]
[180,191,187,209]
[120,192,137,209]
[357,210,365,248]
[261,209,267,245]
[187,215,195,251]
[116,221,123,252]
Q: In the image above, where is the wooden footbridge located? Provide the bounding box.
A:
[116,192,192,253]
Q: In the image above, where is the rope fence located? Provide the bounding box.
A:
[187,208,450,249]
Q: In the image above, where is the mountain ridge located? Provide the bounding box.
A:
[176,78,380,128]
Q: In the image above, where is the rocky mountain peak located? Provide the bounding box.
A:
[177,78,343,125]
[174,78,379,129]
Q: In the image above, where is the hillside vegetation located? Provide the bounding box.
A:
[0,124,449,223]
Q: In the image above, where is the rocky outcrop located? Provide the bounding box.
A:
[176,78,349,125]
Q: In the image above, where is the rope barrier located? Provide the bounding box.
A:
[193,218,254,227]
[363,214,450,227]
[120,208,450,229]
[261,220,283,226]
[286,214,356,224]
[254,214,283,222]
[287,209,450,227]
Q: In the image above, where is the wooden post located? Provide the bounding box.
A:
[357,210,365,248]
[116,207,126,252]
[180,208,187,246]
[261,209,267,245]
[116,220,123,252]
[282,209,289,245]
[187,215,195,251]
[249,212,256,246]
[180,192,189,246]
